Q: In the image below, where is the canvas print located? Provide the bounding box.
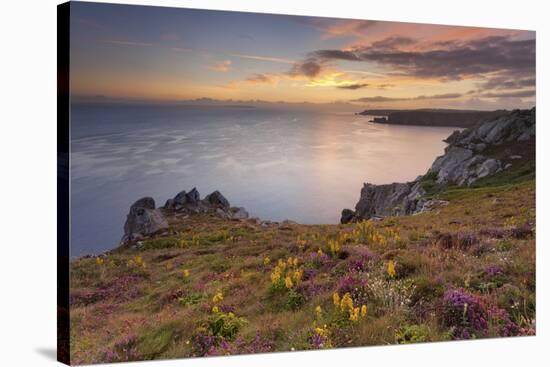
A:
[58,1,536,364]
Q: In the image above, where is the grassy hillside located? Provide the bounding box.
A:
[69,179,535,364]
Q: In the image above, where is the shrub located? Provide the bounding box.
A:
[286,289,305,310]
[410,275,445,305]
[102,336,139,362]
[337,273,369,305]
[206,311,247,340]
[441,289,488,339]
[394,252,427,278]
[395,325,431,344]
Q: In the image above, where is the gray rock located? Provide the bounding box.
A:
[341,209,355,224]
[476,158,501,179]
[342,180,427,222]
[122,197,168,243]
[230,207,249,219]
[204,190,230,209]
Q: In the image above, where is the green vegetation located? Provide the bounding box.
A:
[69,179,536,364]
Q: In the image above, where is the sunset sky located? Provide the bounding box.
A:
[70,2,535,110]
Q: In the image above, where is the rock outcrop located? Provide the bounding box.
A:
[341,108,535,223]
[121,188,249,244]
[122,197,169,242]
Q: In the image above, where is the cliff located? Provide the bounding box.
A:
[341,108,535,223]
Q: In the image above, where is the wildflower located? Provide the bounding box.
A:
[328,239,341,257]
[271,267,282,284]
[317,248,324,257]
[315,305,322,318]
[182,269,190,278]
[263,256,271,265]
[293,257,299,267]
[277,259,286,270]
[166,260,173,270]
[315,327,329,338]
[213,291,223,303]
[340,293,353,313]
[134,255,145,268]
[293,269,303,284]
[95,257,104,266]
[349,307,360,322]
[212,305,219,313]
[285,276,294,289]
[333,292,340,306]
[361,305,367,317]
[387,260,396,278]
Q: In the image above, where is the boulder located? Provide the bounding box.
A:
[204,190,230,209]
[340,209,355,224]
[122,197,168,243]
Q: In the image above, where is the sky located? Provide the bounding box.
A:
[70,1,536,110]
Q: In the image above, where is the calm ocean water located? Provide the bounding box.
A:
[70,103,456,256]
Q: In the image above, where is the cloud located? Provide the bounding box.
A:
[337,83,369,90]
[303,18,378,39]
[99,39,153,47]
[370,36,416,50]
[210,59,232,72]
[288,58,323,78]
[311,35,535,81]
[245,73,278,84]
[170,47,192,52]
[351,92,462,103]
[477,75,536,91]
[478,90,535,98]
[230,53,295,64]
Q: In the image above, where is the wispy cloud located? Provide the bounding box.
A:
[98,39,153,47]
[229,53,295,64]
[337,83,369,90]
[351,93,463,103]
[210,59,232,72]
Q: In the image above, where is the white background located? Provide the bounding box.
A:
[0,0,547,365]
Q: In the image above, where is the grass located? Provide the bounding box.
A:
[69,179,536,364]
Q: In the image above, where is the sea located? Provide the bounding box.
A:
[70,103,457,256]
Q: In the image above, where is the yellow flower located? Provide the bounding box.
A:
[277,259,286,270]
[182,269,190,278]
[263,256,271,265]
[166,260,173,270]
[213,291,223,303]
[349,307,360,322]
[315,305,322,318]
[317,248,324,257]
[271,268,281,284]
[133,255,145,268]
[387,260,396,278]
[332,292,340,306]
[285,276,294,289]
[95,257,104,266]
[212,305,219,313]
[293,257,299,267]
[315,327,329,338]
[293,269,303,283]
[361,305,367,317]
[340,293,353,312]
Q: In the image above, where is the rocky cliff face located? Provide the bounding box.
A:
[341,108,535,223]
